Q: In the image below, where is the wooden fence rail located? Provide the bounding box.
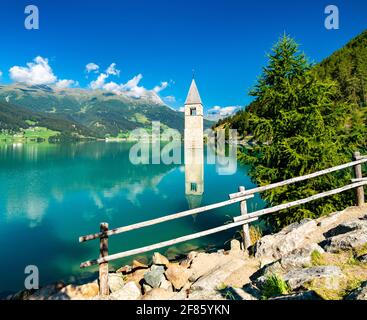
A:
[79,152,367,295]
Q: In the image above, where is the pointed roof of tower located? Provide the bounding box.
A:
[185,79,202,105]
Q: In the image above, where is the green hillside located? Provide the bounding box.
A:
[0,84,213,140]
[0,101,97,141]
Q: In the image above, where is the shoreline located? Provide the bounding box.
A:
[7,205,367,300]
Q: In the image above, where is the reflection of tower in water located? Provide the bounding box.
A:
[183,78,204,209]
[185,147,204,209]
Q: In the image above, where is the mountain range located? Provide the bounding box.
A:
[0,83,213,140]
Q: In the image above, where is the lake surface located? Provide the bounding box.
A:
[0,142,264,296]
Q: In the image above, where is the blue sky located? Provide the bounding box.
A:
[0,0,366,115]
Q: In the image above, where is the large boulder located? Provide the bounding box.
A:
[108,273,125,293]
[126,269,146,288]
[159,279,173,292]
[132,260,148,270]
[152,252,170,267]
[165,264,191,290]
[190,258,246,293]
[48,282,99,300]
[345,281,367,300]
[269,291,321,300]
[252,244,325,288]
[141,288,175,300]
[110,281,141,300]
[254,219,318,262]
[322,229,367,253]
[280,244,324,269]
[25,282,65,300]
[224,284,261,300]
[283,266,343,290]
[189,252,228,282]
[144,265,166,288]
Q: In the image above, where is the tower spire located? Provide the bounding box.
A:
[185,78,202,105]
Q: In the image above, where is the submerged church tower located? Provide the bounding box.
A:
[184,78,204,209]
[184,79,204,149]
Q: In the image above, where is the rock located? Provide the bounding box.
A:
[345,281,367,300]
[152,252,170,267]
[142,288,175,300]
[132,260,148,270]
[357,254,367,263]
[170,290,188,300]
[142,284,153,294]
[224,284,261,300]
[180,251,198,268]
[159,279,173,292]
[144,266,166,288]
[269,291,321,300]
[165,264,191,290]
[189,252,226,282]
[26,282,65,300]
[254,219,318,262]
[317,211,341,228]
[190,258,246,293]
[116,265,132,274]
[322,229,367,253]
[151,265,165,272]
[49,283,99,300]
[283,266,343,290]
[323,218,367,238]
[187,290,225,300]
[187,251,198,261]
[280,244,324,269]
[108,273,124,293]
[110,281,141,300]
[126,269,146,288]
[230,239,242,254]
[7,289,36,300]
[217,249,225,255]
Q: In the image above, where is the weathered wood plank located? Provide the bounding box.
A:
[99,222,109,296]
[234,181,367,223]
[80,217,259,268]
[239,186,251,251]
[353,152,365,207]
[79,194,254,242]
[229,158,367,199]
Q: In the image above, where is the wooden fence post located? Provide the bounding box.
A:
[353,151,365,207]
[99,222,109,296]
[239,186,251,251]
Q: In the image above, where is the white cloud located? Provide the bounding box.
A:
[153,81,168,93]
[179,106,185,112]
[9,56,57,85]
[55,79,78,89]
[106,63,120,76]
[90,73,108,90]
[85,62,100,73]
[9,56,78,90]
[87,63,169,103]
[207,105,240,121]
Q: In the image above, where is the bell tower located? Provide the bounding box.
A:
[184,79,203,149]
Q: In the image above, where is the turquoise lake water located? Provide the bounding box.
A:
[0,142,265,296]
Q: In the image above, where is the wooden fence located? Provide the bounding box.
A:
[79,151,367,295]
